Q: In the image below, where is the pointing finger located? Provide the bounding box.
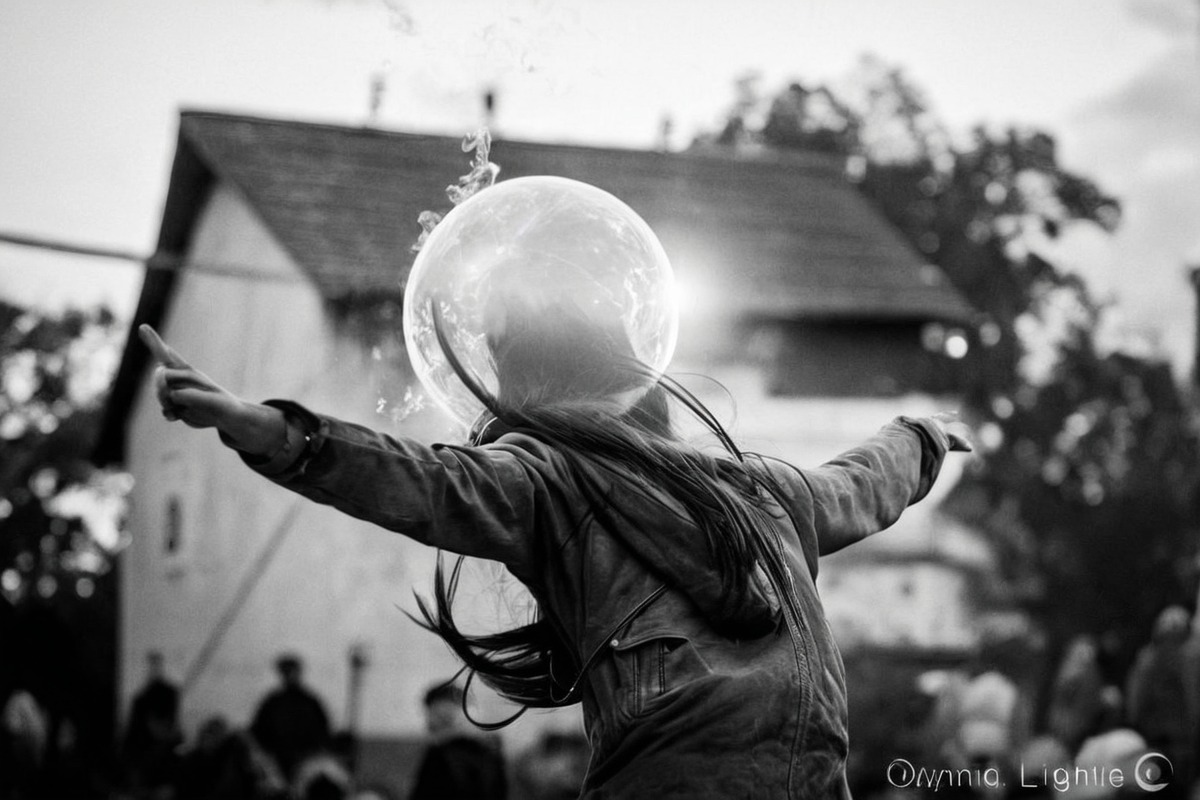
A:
[139,324,190,369]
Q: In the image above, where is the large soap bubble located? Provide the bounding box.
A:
[403,176,678,427]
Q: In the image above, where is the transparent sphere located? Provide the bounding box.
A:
[403,176,678,426]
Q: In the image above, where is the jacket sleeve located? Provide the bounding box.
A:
[232,400,543,572]
[774,416,952,557]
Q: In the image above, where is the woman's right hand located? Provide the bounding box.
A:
[138,324,284,455]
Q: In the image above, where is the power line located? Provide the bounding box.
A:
[0,231,145,263]
[2,229,416,292]
[0,229,310,285]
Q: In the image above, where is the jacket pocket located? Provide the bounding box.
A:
[611,634,711,718]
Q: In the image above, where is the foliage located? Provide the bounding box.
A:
[0,300,131,606]
[0,298,130,782]
[698,58,1200,669]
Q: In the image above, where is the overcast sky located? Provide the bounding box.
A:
[2,0,1197,375]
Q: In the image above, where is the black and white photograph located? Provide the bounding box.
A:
[2,1,1199,798]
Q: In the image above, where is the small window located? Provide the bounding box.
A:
[164,495,183,555]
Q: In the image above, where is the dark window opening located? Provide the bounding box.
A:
[164,495,183,555]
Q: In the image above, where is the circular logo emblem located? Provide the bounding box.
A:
[887,758,916,788]
[1135,753,1173,792]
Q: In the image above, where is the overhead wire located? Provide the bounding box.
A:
[0,230,405,287]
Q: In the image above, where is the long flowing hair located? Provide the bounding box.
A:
[410,299,795,722]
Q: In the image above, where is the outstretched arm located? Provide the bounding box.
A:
[764,415,970,560]
[805,415,970,556]
[138,325,540,570]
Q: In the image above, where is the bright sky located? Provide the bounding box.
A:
[2,0,1197,374]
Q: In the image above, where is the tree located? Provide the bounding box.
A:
[0,298,131,791]
[698,57,1200,673]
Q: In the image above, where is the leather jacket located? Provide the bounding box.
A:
[243,404,951,798]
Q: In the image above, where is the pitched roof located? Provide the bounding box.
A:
[95,110,974,465]
[171,110,972,320]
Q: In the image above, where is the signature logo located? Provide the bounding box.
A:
[1135,753,1173,792]
[887,759,916,788]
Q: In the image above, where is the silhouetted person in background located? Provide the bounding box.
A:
[1046,635,1106,755]
[409,683,506,800]
[1126,606,1193,798]
[251,653,331,786]
[2,688,49,800]
[511,731,590,800]
[122,650,182,798]
[175,716,261,800]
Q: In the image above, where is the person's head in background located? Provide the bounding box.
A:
[275,653,305,688]
[422,683,468,740]
[1151,605,1190,647]
[145,650,166,680]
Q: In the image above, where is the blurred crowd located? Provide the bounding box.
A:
[0,651,588,800]
[8,605,1200,799]
[883,604,1200,799]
